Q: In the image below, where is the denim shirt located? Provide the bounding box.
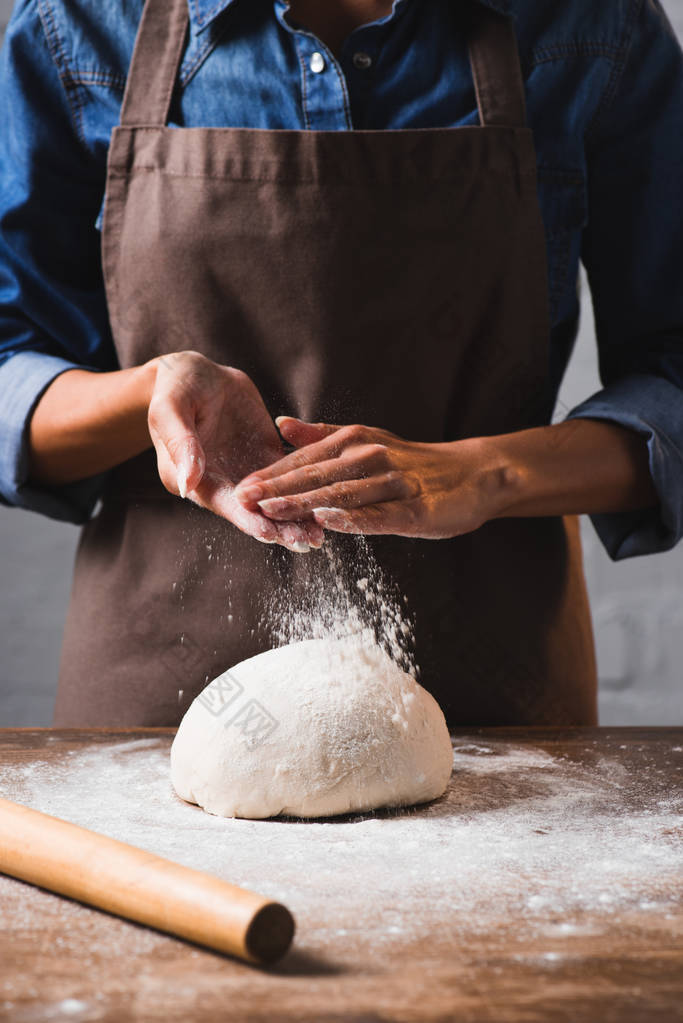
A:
[1,0,682,559]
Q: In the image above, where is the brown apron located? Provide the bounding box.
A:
[54,0,598,728]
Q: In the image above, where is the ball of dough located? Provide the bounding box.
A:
[170,635,452,819]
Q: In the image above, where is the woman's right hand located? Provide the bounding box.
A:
[147,351,323,552]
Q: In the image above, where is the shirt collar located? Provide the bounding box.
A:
[188,0,511,35]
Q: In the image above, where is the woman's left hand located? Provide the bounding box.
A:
[233,417,512,538]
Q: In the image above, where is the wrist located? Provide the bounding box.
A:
[136,357,162,434]
[29,360,160,486]
[440,436,525,531]
[463,435,527,521]
[470,426,578,522]
[476,419,657,520]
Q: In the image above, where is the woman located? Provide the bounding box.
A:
[0,0,681,727]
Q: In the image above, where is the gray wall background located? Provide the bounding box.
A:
[1,1,682,726]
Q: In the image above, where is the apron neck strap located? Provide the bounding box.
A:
[119,0,189,128]
[119,0,527,130]
[467,5,528,128]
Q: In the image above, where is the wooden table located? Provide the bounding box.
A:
[0,727,681,1022]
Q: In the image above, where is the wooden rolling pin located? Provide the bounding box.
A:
[0,796,294,964]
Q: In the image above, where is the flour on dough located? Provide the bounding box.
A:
[170,634,452,819]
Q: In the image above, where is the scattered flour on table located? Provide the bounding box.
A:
[1,737,682,957]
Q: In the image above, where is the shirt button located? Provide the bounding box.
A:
[353,51,373,70]
[310,52,326,74]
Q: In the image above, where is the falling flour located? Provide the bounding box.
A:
[262,535,417,677]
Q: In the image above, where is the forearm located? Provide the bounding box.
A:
[28,360,158,485]
[488,418,658,519]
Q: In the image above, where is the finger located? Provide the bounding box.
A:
[190,473,282,543]
[192,474,324,552]
[227,501,324,552]
[235,442,391,510]
[148,395,206,495]
[258,474,409,520]
[277,519,325,553]
[235,439,343,498]
[312,503,407,536]
[240,454,373,504]
[275,416,341,448]
[235,426,371,498]
[153,432,205,499]
[175,438,205,498]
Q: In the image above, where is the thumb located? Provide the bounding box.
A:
[173,435,205,498]
[275,415,340,448]
[148,398,206,497]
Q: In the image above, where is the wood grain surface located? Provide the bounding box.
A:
[0,727,681,1023]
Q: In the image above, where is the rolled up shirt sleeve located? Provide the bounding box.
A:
[0,0,116,522]
[567,374,683,560]
[565,0,683,560]
[0,350,105,521]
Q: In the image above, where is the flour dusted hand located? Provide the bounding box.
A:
[147,352,323,552]
[170,635,453,819]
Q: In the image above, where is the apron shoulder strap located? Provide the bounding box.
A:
[118,0,527,131]
[119,0,189,127]
[467,4,528,128]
